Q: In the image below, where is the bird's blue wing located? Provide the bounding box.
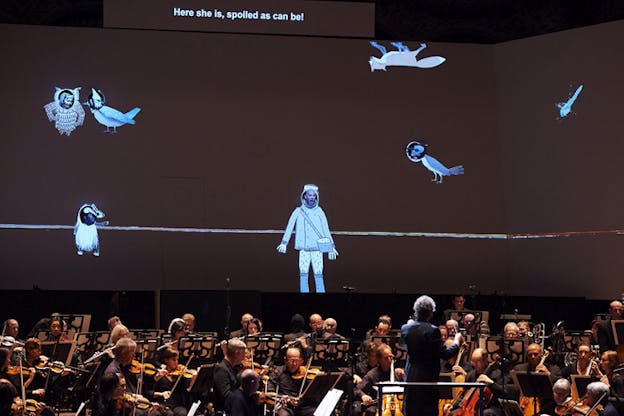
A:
[100,105,136,125]
[423,154,450,173]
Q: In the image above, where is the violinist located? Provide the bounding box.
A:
[267,347,316,416]
[247,319,262,336]
[586,381,619,416]
[22,338,48,401]
[0,378,18,416]
[103,339,141,395]
[213,338,247,412]
[321,318,345,340]
[45,318,70,343]
[230,313,254,339]
[549,378,573,415]
[354,341,379,384]
[354,343,404,416]
[599,350,624,397]
[153,348,193,416]
[165,319,187,351]
[224,369,261,416]
[92,372,128,416]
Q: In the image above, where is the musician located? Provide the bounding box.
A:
[440,339,471,376]
[354,343,403,416]
[267,347,317,416]
[3,320,21,345]
[503,322,520,339]
[110,325,130,346]
[230,313,254,339]
[321,318,345,340]
[153,348,191,416]
[22,338,49,400]
[461,314,478,338]
[586,381,620,416]
[0,378,18,416]
[401,295,461,416]
[167,319,187,348]
[224,368,261,416]
[364,316,392,341]
[561,343,600,380]
[108,317,122,331]
[445,320,459,338]
[443,294,466,320]
[91,372,127,416]
[517,321,531,339]
[213,338,247,412]
[511,343,560,414]
[354,341,378,384]
[439,325,449,342]
[247,319,262,336]
[453,348,509,416]
[597,300,624,354]
[103,338,140,394]
[551,378,573,409]
[181,314,196,333]
[308,314,324,337]
[45,318,71,342]
[284,314,306,344]
[599,350,624,397]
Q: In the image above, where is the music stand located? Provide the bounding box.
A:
[300,372,343,403]
[134,339,159,363]
[498,399,524,416]
[312,339,350,370]
[130,329,163,340]
[511,371,552,416]
[56,314,91,340]
[41,341,76,365]
[244,333,283,363]
[178,336,217,366]
[486,336,526,368]
[314,388,344,416]
[188,364,216,394]
[371,336,407,367]
[571,375,600,400]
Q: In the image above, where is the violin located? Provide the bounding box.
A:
[129,360,157,376]
[11,398,44,416]
[117,393,165,411]
[6,365,32,377]
[166,364,196,379]
[291,366,322,380]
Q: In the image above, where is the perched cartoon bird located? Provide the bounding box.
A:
[84,88,141,133]
[406,141,464,184]
[369,42,446,72]
[74,203,108,256]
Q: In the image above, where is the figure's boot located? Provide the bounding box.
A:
[300,273,310,293]
[314,274,325,293]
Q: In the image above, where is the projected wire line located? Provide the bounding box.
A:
[1,223,623,240]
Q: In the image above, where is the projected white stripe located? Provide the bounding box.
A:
[1,224,622,239]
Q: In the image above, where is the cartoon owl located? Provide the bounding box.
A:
[43,87,86,135]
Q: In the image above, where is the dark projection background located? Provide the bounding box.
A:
[0,21,621,297]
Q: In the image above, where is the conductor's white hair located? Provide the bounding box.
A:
[413,295,436,319]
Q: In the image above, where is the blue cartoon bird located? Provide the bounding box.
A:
[406,141,464,184]
[85,88,141,133]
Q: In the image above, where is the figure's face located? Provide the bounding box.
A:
[50,321,62,336]
[309,315,323,332]
[453,296,465,310]
[471,352,487,373]
[241,314,253,329]
[119,346,136,365]
[518,322,530,336]
[600,353,614,372]
[7,320,18,338]
[324,320,336,334]
[61,93,74,109]
[247,322,259,335]
[527,345,542,366]
[378,348,393,372]
[577,346,591,363]
[304,190,317,206]
[165,356,179,371]
[285,349,302,374]
[184,318,195,332]
[610,301,623,320]
[553,389,568,405]
[376,322,390,336]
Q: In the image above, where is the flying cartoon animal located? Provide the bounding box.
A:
[369,42,446,72]
[406,141,464,184]
[84,88,141,133]
[74,203,108,256]
[556,84,583,118]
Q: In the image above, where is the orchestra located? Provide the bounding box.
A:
[2,296,624,416]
